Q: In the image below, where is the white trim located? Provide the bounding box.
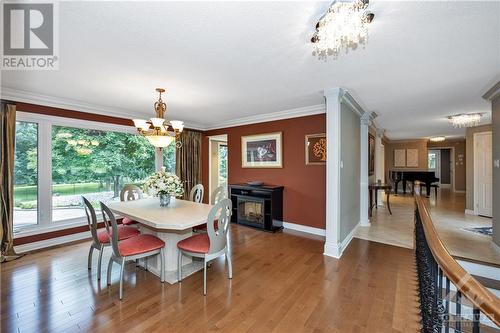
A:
[339,222,360,255]
[5,88,329,131]
[465,209,476,215]
[14,231,91,254]
[455,190,465,194]
[282,222,326,237]
[482,81,500,101]
[205,104,326,130]
[2,87,206,130]
[456,259,500,281]
[16,111,137,134]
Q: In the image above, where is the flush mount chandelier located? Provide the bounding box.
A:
[447,113,483,128]
[133,88,184,148]
[311,0,374,60]
[429,136,446,143]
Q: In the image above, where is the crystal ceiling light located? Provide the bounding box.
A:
[311,0,374,60]
[447,113,483,128]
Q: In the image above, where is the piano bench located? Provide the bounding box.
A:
[428,183,439,197]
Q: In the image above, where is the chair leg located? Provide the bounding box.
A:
[119,258,125,300]
[106,257,113,286]
[203,258,207,296]
[177,250,182,282]
[145,257,148,271]
[226,249,233,279]
[97,245,104,280]
[88,246,94,270]
[160,248,165,283]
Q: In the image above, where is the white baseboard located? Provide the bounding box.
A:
[282,222,326,236]
[454,190,465,193]
[14,231,91,253]
[323,222,359,259]
[465,209,476,215]
[456,259,500,281]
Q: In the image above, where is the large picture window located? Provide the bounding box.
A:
[13,121,38,229]
[13,112,176,231]
[51,125,157,222]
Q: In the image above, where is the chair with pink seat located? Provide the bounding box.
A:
[119,184,143,226]
[82,197,140,281]
[100,202,165,300]
[177,198,233,295]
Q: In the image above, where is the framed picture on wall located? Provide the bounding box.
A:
[406,148,419,167]
[368,134,375,175]
[394,149,406,167]
[241,132,283,168]
[305,133,326,165]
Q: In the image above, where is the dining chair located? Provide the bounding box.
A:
[189,184,204,203]
[211,184,228,205]
[119,184,143,226]
[192,184,227,233]
[101,202,165,300]
[177,198,232,295]
[82,197,140,281]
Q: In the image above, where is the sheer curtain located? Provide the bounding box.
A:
[175,130,202,200]
[0,102,22,262]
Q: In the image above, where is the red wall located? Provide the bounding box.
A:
[202,114,326,229]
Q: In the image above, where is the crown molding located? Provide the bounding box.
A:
[204,104,326,131]
[482,81,500,101]
[2,88,327,132]
[0,87,207,130]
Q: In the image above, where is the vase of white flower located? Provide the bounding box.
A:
[144,171,184,207]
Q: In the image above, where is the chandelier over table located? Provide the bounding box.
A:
[133,88,184,148]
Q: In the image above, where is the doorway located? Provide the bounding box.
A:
[208,134,228,202]
[428,148,454,190]
[473,132,492,217]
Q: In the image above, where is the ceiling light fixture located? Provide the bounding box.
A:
[447,113,483,128]
[311,0,374,60]
[133,88,184,148]
[429,136,446,142]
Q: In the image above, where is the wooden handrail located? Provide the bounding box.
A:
[414,188,500,326]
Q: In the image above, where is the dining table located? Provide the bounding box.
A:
[108,197,213,284]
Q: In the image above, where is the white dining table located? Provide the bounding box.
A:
[108,197,213,284]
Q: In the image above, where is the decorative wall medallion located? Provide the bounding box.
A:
[305,133,326,165]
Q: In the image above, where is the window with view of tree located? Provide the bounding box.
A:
[13,121,38,228]
[51,125,158,222]
[12,114,176,230]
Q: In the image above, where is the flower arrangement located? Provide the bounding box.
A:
[144,171,184,203]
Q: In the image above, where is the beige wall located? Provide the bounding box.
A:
[385,139,429,180]
[428,139,466,191]
[465,124,492,211]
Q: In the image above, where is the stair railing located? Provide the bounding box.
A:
[414,187,500,332]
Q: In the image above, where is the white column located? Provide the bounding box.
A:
[324,88,342,258]
[375,128,385,206]
[359,114,371,227]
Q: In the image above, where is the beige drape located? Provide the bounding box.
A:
[0,103,22,262]
[176,130,202,200]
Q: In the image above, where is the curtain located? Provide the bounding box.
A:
[0,103,22,262]
[176,130,202,200]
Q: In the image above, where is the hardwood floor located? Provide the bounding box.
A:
[1,225,421,333]
[355,189,500,266]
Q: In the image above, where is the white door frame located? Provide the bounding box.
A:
[428,149,442,185]
[473,131,493,216]
[430,147,455,191]
[208,134,228,203]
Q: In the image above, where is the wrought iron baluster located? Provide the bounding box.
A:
[445,277,450,333]
[456,291,461,333]
[472,307,480,333]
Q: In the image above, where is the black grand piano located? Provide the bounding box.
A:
[390,170,439,197]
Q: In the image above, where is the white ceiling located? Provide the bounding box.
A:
[2,1,499,139]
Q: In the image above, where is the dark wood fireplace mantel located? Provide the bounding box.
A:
[229,184,284,232]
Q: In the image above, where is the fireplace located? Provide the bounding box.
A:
[229,184,283,232]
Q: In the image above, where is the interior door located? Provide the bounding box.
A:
[474,132,492,217]
[428,150,441,184]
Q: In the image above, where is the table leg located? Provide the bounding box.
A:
[369,189,373,217]
[386,192,392,215]
[138,226,203,284]
[375,190,378,210]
